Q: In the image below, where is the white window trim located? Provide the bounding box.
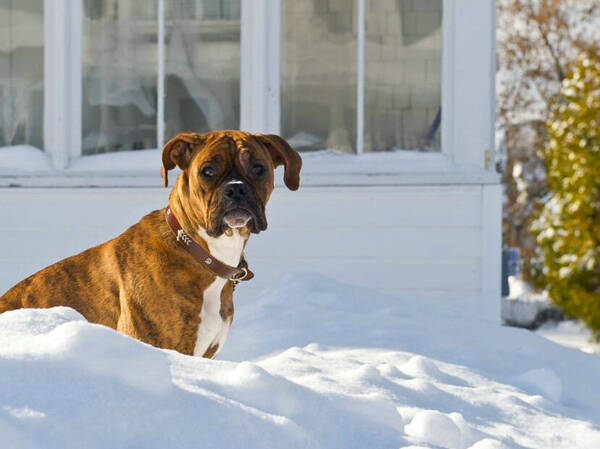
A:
[356,0,365,155]
[240,0,280,134]
[43,0,82,169]
[0,0,498,188]
[442,0,496,169]
[157,0,166,149]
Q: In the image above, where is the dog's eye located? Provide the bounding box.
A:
[252,164,266,177]
[201,166,216,178]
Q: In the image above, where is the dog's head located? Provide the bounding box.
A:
[161,130,302,237]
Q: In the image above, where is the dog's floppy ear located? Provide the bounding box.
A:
[161,131,205,187]
[255,134,302,191]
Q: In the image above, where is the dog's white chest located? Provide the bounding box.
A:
[193,277,230,357]
[193,228,245,357]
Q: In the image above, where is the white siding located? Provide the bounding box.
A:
[0,185,497,313]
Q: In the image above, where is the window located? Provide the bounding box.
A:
[81,0,241,155]
[202,0,240,20]
[281,0,442,154]
[365,0,442,152]
[0,0,44,149]
[164,0,241,140]
[82,0,158,154]
[1,0,479,183]
[281,0,357,153]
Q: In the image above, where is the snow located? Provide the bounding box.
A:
[512,367,562,402]
[68,148,163,172]
[537,320,600,354]
[1,273,600,448]
[404,410,462,448]
[0,145,52,172]
[502,278,600,355]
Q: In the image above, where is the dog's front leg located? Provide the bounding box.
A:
[116,293,160,348]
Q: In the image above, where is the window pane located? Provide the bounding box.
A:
[164,0,241,141]
[82,0,157,154]
[0,0,44,148]
[281,0,357,153]
[365,0,442,152]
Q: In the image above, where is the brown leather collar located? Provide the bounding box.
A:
[164,207,254,283]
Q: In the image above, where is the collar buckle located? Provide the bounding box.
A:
[230,267,249,284]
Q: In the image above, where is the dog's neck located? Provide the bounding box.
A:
[197,226,246,267]
[168,177,248,265]
[168,179,204,240]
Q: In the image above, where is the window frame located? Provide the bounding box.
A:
[0,0,497,187]
[241,0,496,170]
[43,0,82,169]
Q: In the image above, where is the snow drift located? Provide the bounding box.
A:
[1,273,599,448]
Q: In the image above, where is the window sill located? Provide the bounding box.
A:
[0,148,500,187]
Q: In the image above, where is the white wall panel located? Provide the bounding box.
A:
[0,185,493,313]
[251,227,480,259]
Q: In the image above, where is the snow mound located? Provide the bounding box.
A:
[468,439,510,449]
[537,320,600,354]
[405,409,462,448]
[0,145,52,172]
[1,273,600,448]
[513,367,563,402]
[0,307,171,394]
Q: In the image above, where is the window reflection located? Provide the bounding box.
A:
[82,0,241,154]
[82,0,158,154]
[281,0,357,153]
[281,0,442,153]
[365,0,442,152]
[0,0,44,149]
[164,0,241,142]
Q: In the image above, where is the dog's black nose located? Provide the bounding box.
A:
[224,183,249,201]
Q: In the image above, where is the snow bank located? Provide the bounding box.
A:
[1,273,600,448]
[404,410,462,448]
[68,148,163,172]
[0,307,171,394]
[0,146,52,172]
[537,320,600,354]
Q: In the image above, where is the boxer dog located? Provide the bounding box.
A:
[0,130,302,358]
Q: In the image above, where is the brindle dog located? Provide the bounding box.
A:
[0,130,302,358]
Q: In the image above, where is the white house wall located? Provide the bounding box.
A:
[0,185,496,315]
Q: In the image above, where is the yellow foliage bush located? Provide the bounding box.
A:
[531,51,600,337]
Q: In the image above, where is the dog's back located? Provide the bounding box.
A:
[0,209,211,355]
[0,235,121,326]
[0,212,161,326]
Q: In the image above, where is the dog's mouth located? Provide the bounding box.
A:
[209,203,267,237]
[223,208,253,229]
